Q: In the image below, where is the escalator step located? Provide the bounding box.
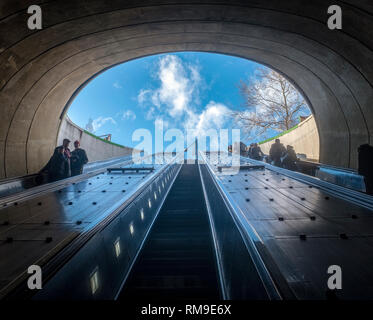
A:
[118,164,220,300]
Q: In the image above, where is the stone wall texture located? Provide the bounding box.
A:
[0,1,372,177]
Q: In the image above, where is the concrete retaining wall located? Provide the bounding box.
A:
[259,115,320,161]
[57,117,135,163]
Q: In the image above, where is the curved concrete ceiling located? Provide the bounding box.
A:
[0,0,372,178]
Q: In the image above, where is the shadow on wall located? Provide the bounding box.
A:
[57,116,135,163]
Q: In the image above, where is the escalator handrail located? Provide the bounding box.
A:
[0,154,149,206]
[236,154,373,210]
[199,151,282,300]
[3,153,184,300]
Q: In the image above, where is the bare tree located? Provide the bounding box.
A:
[233,68,309,139]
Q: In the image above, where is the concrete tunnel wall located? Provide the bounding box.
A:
[0,1,372,178]
[57,117,134,164]
[260,115,320,162]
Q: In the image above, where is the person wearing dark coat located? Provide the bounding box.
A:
[41,139,71,182]
[70,140,89,176]
[251,143,264,161]
[282,145,298,171]
[358,144,373,195]
[269,138,286,167]
[248,143,254,159]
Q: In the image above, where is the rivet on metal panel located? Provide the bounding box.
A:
[44,221,50,225]
[310,216,316,221]
[45,237,53,243]
[278,217,284,221]
[340,233,348,239]
[299,234,307,240]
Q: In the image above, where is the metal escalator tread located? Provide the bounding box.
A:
[118,164,220,300]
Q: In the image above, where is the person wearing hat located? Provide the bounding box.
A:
[70,140,88,176]
[41,138,71,182]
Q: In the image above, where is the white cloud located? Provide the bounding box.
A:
[121,110,136,120]
[185,101,231,137]
[85,116,116,133]
[154,117,169,130]
[113,81,122,89]
[137,89,152,104]
[137,54,231,138]
[139,55,201,118]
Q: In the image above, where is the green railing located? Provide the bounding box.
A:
[83,130,128,149]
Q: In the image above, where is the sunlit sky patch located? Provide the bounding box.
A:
[67,52,302,151]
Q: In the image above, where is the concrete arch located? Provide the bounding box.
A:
[0,1,372,178]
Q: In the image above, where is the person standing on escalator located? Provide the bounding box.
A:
[41,138,71,182]
[70,140,89,176]
[358,144,373,195]
[269,139,286,167]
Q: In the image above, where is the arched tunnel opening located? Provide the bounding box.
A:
[1,0,373,305]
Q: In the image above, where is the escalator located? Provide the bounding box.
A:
[118,164,221,300]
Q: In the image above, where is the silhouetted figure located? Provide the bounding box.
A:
[42,139,71,182]
[269,138,286,167]
[248,143,254,158]
[251,143,264,161]
[71,140,88,176]
[282,145,298,171]
[240,142,248,156]
[358,144,373,195]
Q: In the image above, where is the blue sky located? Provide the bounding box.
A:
[67,52,306,152]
